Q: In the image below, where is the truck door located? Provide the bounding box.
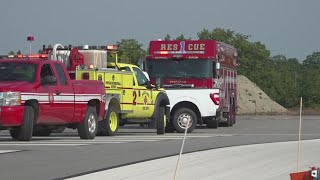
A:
[120,69,134,112]
[53,63,74,123]
[132,67,153,118]
[37,63,61,124]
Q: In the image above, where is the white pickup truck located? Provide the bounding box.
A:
[164,88,220,133]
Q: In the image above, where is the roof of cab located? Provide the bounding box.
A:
[0,59,51,64]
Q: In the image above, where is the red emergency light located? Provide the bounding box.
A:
[27,54,48,58]
[27,36,34,42]
[107,45,118,51]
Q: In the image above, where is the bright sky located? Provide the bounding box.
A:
[0,0,319,61]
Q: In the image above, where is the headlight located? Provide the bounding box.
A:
[0,92,21,106]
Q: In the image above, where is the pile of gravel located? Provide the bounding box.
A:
[237,75,287,114]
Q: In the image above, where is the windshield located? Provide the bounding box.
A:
[0,62,37,82]
[146,59,213,78]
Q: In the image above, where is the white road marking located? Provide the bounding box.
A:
[0,144,89,146]
[0,150,21,154]
[0,134,219,146]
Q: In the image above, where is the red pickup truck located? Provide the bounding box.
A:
[0,59,105,141]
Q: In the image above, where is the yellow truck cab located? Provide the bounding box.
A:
[75,46,170,136]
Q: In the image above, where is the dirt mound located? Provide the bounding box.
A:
[237,75,287,114]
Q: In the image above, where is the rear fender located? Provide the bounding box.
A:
[87,99,102,120]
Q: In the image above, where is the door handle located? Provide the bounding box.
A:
[55,91,61,95]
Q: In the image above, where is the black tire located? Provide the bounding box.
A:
[220,112,233,127]
[9,106,34,141]
[172,108,197,133]
[148,120,157,129]
[165,122,175,133]
[33,129,52,136]
[228,112,233,127]
[77,106,98,139]
[156,107,165,135]
[98,106,119,136]
[207,118,218,129]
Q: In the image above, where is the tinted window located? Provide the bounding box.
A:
[54,64,67,85]
[40,64,56,85]
[0,62,37,82]
[146,59,213,78]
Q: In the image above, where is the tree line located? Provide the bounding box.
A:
[8,28,319,108]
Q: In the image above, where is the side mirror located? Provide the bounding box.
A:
[41,76,57,85]
[146,81,154,89]
[216,62,221,70]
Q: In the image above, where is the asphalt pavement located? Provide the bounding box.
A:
[0,115,318,180]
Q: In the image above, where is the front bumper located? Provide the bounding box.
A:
[0,106,24,127]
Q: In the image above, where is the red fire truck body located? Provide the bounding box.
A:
[144,40,238,127]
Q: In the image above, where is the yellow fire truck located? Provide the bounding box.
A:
[47,44,169,136]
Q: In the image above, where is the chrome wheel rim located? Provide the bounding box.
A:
[177,113,193,129]
[88,114,96,134]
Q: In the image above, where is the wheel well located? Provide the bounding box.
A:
[171,101,201,124]
[88,99,100,115]
[159,99,168,108]
[24,99,39,124]
[109,98,121,113]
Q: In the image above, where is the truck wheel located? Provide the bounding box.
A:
[9,106,34,141]
[33,129,52,136]
[98,106,119,136]
[156,107,165,135]
[77,106,98,139]
[165,122,175,133]
[172,108,197,133]
[149,120,157,129]
[221,112,233,127]
[228,112,233,127]
[207,117,218,129]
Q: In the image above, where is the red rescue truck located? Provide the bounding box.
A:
[141,40,238,129]
[0,59,106,141]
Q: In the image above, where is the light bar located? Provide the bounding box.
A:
[154,51,204,55]
[27,54,48,58]
[160,51,168,54]
[107,45,118,51]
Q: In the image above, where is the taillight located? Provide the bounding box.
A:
[82,73,90,80]
[210,93,219,105]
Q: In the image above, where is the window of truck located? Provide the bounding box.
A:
[0,62,37,82]
[54,63,67,86]
[133,67,149,86]
[40,64,57,85]
[146,59,213,78]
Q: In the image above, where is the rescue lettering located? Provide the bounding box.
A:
[188,43,205,51]
[160,42,205,51]
[160,44,178,51]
